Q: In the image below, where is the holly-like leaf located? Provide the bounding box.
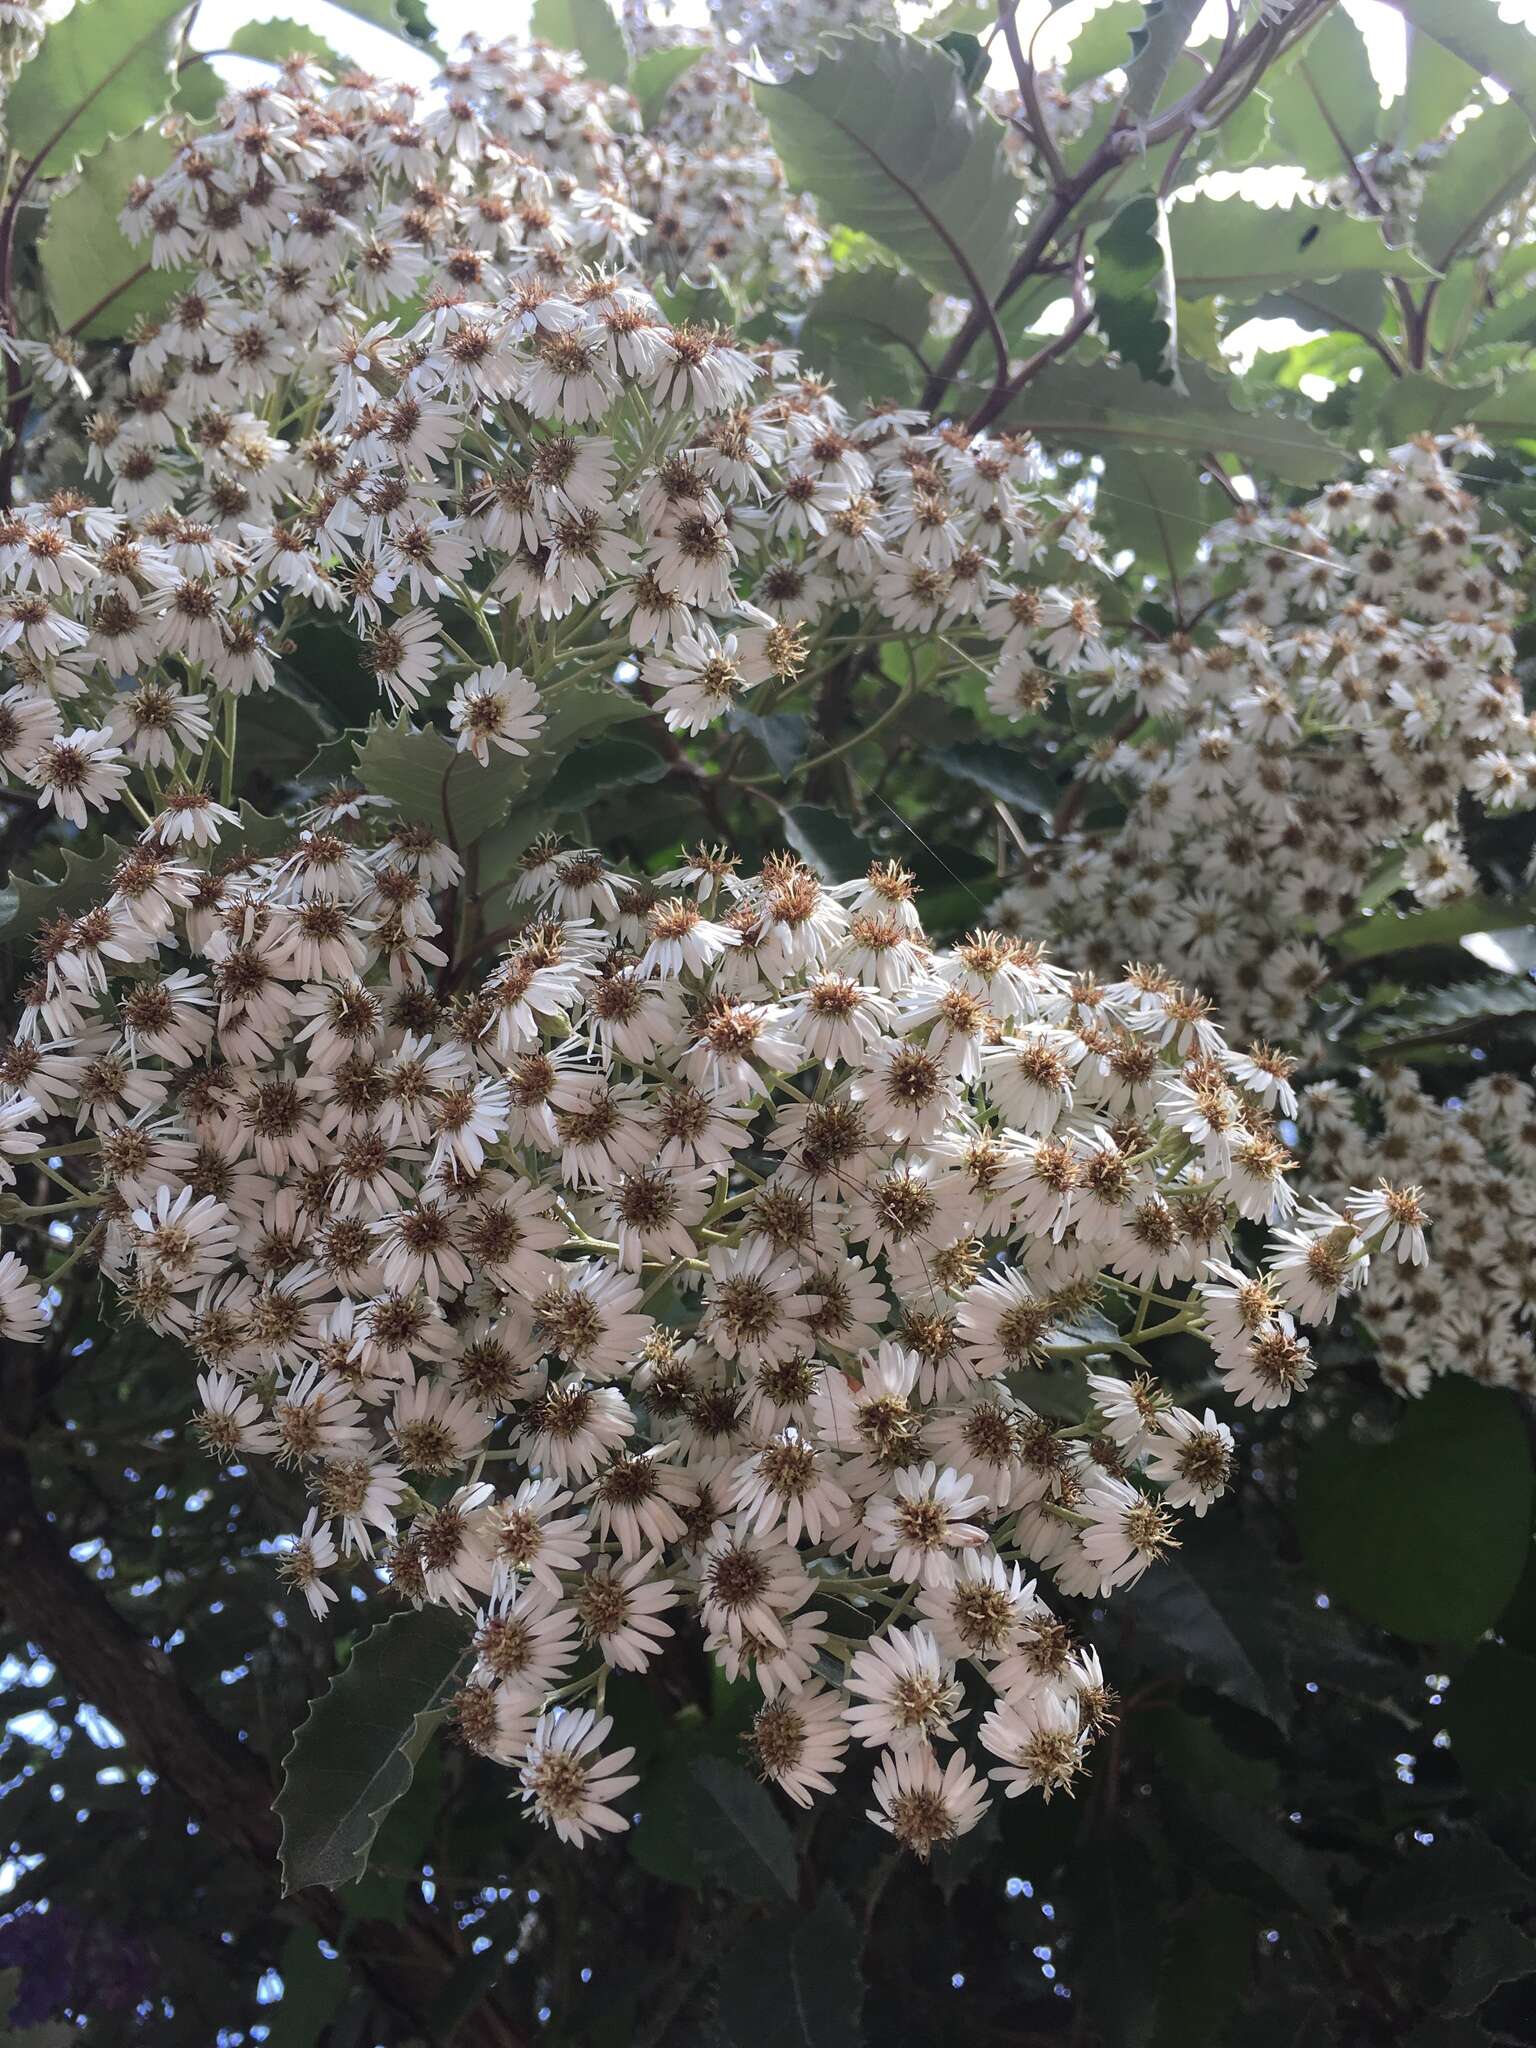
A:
[1296,1380,1534,1647]
[0,836,135,950]
[1440,1914,1536,2017]
[39,128,189,341]
[1153,1894,1256,2048]
[228,18,350,70]
[1385,0,1536,134]
[1414,97,1536,274]
[1449,367,1536,447]
[629,1755,798,1899]
[630,43,704,126]
[793,262,932,406]
[715,1888,863,2047]
[7,0,190,179]
[1095,194,1180,386]
[1097,446,1223,586]
[1065,0,1144,88]
[275,1607,468,1895]
[1266,8,1382,175]
[1002,360,1342,485]
[1367,369,1499,449]
[1123,0,1206,122]
[1364,1829,1533,1933]
[1167,196,1415,298]
[1334,890,1536,961]
[800,263,933,356]
[327,0,440,54]
[539,735,666,813]
[752,28,1021,300]
[1443,1644,1536,1799]
[728,708,810,778]
[1393,19,1479,150]
[1069,1838,1164,2048]
[354,719,518,848]
[935,742,1057,818]
[780,803,873,882]
[1355,976,1536,1054]
[531,0,630,85]
[264,1931,348,2048]
[1113,1529,1294,1730]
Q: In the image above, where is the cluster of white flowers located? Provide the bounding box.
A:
[0,784,1429,1856]
[0,41,1139,835]
[624,39,830,296]
[1299,1066,1533,1400]
[993,435,1534,1049]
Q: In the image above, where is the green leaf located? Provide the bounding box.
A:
[1443,1644,1536,1798]
[1334,890,1536,961]
[1212,86,1272,170]
[168,50,225,122]
[1385,0,1536,133]
[1065,0,1145,88]
[1115,1529,1294,1729]
[1354,976,1536,1053]
[631,43,703,126]
[937,29,988,94]
[1367,369,1498,449]
[1098,446,1223,584]
[1002,359,1343,485]
[781,803,872,882]
[1364,1829,1534,1932]
[715,1889,863,2047]
[1167,197,1414,299]
[38,131,187,340]
[531,0,630,85]
[1393,22,1479,149]
[7,0,190,179]
[792,329,915,407]
[1266,9,1382,175]
[228,18,349,70]
[276,1607,468,1895]
[354,719,518,849]
[1153,1894,1255,2048]
[935,741,1057,817]
[1243,273,1389,339]
[629,1754,798,1898]
[1095,194,1180,386]
[540,735,666,813]
[753,28,1021,300]
[0,836,135,950]
[1123,0,1206,122]
[1414,98,1536,273]
[1296,1380,1535,1646]
[1440,1914,1536,2017]
[1070,1838,1163,2048]
[728,708,810,777]
[535,669,651,758]
[264,1930,348,2048]
[1451,367,1536,446]
[327,0,441,54]
[233,672,338,789]
[1185,1789,1333,1919]
[805,263,934,353]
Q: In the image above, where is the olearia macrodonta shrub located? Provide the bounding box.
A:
[1296,1066,1536,1400]
[0,40,1457,1864]
[985,431,1536,1406]
[0,806,1427,1856]
[992,433,1535,1053]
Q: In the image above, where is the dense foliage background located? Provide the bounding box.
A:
[2,0,1536,2044]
